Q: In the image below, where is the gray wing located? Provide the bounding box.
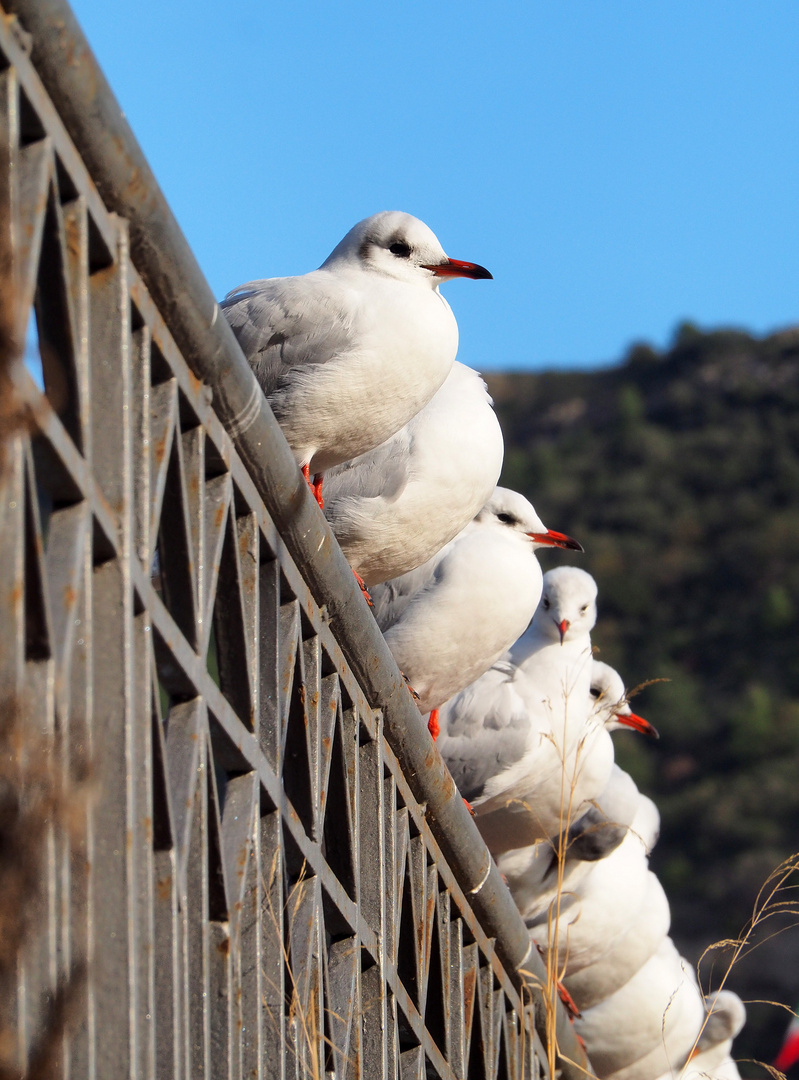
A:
[438,662,531,801]
[566,767,641,861]
[566,810,628,862]
[696,991,746,1050]
[221,272,357,397]
[324,424,412,509]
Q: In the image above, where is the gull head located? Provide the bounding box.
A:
[590,660,659,738]
[533,565,598,644]
[321,211,492,288]
[473,487,583,552]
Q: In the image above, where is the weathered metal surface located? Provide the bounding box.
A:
[0,3,590,1077]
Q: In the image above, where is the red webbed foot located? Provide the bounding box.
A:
[427,708,440,741]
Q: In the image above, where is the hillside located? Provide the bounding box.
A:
[485,323,799,1064]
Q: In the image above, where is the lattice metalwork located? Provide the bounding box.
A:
[0,5,588,1078]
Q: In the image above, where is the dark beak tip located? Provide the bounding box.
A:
[622,712,660,740]
[558,535,584,553]
[426,258,493,281]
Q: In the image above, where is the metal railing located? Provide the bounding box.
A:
[0,3,589,1076]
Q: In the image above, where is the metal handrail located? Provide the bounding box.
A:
[2,2,589,1072]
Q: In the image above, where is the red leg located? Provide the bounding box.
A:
[556,980,582,1020]
[300,464,324,509]
[427,708,440,741]
[463,797,475,816]
[533,942,582,1019]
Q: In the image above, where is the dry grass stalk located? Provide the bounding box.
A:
[0,698,89,1079]
[260,848,355,1079]
[673,853,799,1080]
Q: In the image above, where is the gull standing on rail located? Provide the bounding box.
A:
[491,764,643,928]
[660,991,746,1080]
[222,211,492,506]
[575,937,705,1080]
[439,654,655,849]
[454,569,610,851]
[371,488,583,738]
[563,867,671,1011]
[322,361,504,586]
[529,790,662,982]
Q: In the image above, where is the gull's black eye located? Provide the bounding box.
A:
[590,687,601,699]
[497,512,517,525]
[389,241,412,258]
[542,597,550,610]
[580,605,588,614]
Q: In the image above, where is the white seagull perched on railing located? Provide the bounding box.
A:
[491,765,643,927]
[322,361,504,587]
[562,866,671,1011]
[222,211,491,506]
[499,764,643,906]
[371,488,582,737]
[452,574,656,852]
[528,790,662,981]
[575,937,705,1080]
[657,990,746,1080]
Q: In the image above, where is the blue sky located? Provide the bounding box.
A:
[70,0,799,371]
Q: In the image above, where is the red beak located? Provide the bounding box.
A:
[557,619,569,644]
[615,711,660,739]
[422,257,493,280]
[528,529,584,553]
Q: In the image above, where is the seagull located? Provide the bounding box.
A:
[371,488,582,737]
[500,766,646,915]
[438,568,599,825]
[563,869,671,1011]
[322,361,504,586]
[588,661,659,741]
[679,1057,742,1080]
[463,576,658,851]
[659,991,746,1080]
[222,211,491,505]
[492,767,642,927]
[575,937,705,1079]
[565,762,650,863]
[440,649,657,855]
[529,791,662,980]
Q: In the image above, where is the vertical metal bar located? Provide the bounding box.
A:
[151,669,183,1080]
[132,609,156,1079]
[259,811,285,1080]
[186,727,210,1080]
[238,798,262,1080]
[86,227,136,1078]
